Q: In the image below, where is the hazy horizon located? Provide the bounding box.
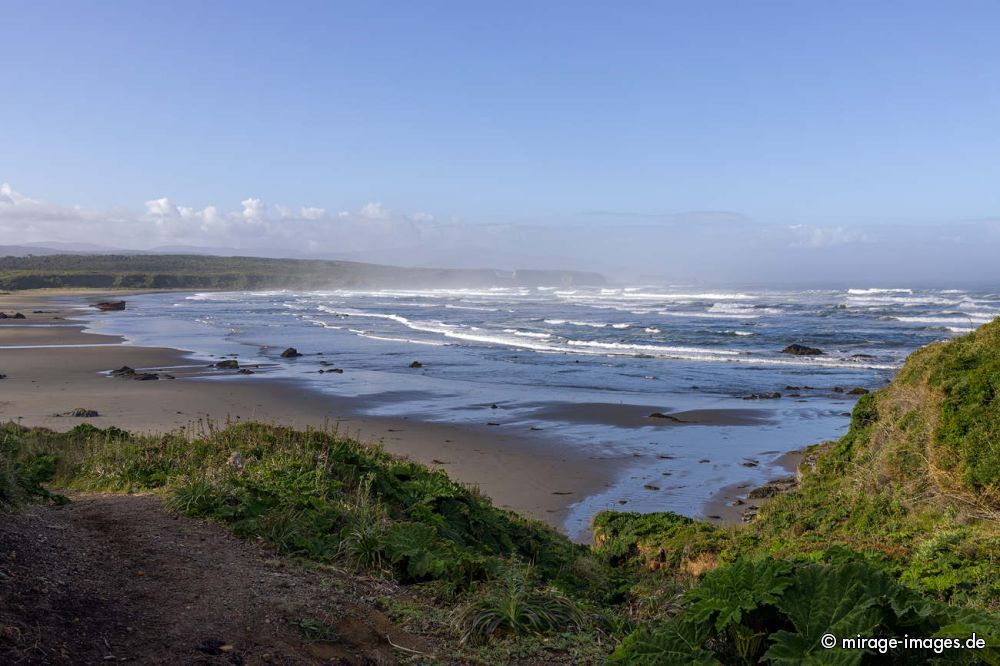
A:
[3,2,1000,285]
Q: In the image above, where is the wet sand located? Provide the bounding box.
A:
[703,449,805,524]
[523,401,775,428]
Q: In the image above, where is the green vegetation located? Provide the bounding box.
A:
[0,254,604,290]
[0,430,65,507]
[0,420,615,662]
[4,318,1000,662]
[611,554,998,664]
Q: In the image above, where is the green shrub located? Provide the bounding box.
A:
[610,555,1000,665]
[454,567,583,644]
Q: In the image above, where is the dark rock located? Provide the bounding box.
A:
[741,459,759,468]
[781,343,823,356]
[649,411,684,422]
[280,347,302,358]
[214,360,239,369]
[111,366,136,377]
[69,408,100,417]
[13,312,26,319]
[0,313,6,318]
[328,368,343,374]
[491,403,499,409]
[698,459,711,463]
[0,374,6,380]
[409,361,423,368]
[851,353,877,359]
[743,392,781,400]
[237,368,255,374]
[94,300,126,311]
[747,476,798,499]
[643,484,660,491]
[832,386,844,393]
[847,387,869,395]
[132,373,159,381]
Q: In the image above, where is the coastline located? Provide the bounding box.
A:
[0,290,626,538]
[0,288,816,538]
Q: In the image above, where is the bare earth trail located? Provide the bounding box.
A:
[0,493,433,665]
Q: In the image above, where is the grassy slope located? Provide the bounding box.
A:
[737,317,1000,608]
[0,421,618,663]
[594,319,1000,612]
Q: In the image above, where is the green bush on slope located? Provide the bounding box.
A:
[610,554,999,665]
[604,322,1000,662]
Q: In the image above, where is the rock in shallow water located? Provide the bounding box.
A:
[781,343,824,356]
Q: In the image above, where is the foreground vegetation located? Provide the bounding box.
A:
[0,254,604,290]
[3,318,999,663]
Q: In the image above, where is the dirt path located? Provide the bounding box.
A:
[0,494,435,665]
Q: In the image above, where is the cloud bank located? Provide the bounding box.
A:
[1,182,999,285]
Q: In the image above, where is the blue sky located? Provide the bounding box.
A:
[2,1,1000,281]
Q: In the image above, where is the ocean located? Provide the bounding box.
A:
[78,285,1000,537]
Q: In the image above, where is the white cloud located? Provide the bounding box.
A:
[241,197,267,222]
[300,206,326,220]
[359,201,390,220]
[3,182,1000,283]
[786,224,874,248]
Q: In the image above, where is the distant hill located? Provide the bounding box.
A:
[0,254,606,290]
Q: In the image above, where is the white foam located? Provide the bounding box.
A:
[444,304,499,312]
[894,315,994,325]
[659,311,759,320]
[503,328,552,339]
[847,295,959,306]
[707,303,782,315]
[544,319,608,328]
[848,288,913,295]
[563,291,754,301]
[566,339,741,356]
[353,333,447,346]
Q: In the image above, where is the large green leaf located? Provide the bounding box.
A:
[687,558,794,631]
[764,562,887,665]
[935,608,1000,666]
[609,620,719,665]
[384,521,451,580]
